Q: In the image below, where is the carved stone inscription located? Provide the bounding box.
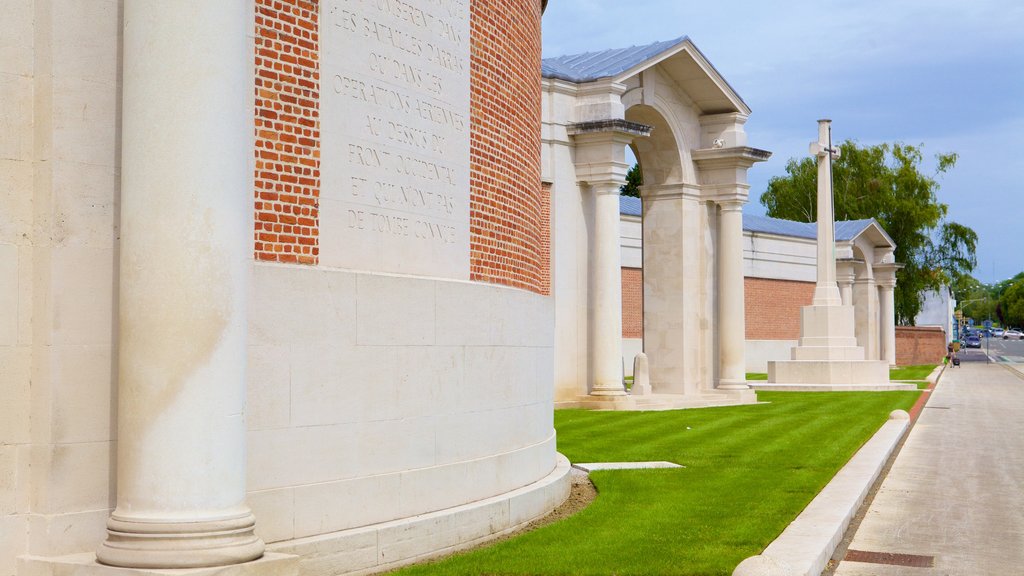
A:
[320,0,470,278]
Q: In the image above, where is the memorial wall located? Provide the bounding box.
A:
[1,1,565,574]
[320,0,471,278]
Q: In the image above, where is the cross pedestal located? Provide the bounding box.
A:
[760,120,907,391]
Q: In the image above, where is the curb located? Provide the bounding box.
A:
[733,410,911,576]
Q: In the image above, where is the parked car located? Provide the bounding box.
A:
[993,328,1005,337]
[1003,329,1023,340]
[965,335,982,348]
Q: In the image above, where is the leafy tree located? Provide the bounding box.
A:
[955,275,996,324]
[998,278,1024,328]
[996,273,1024,327]
[620,163,643,198]
[761,141,977,325]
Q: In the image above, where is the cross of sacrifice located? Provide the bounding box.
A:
[809,121,841,161]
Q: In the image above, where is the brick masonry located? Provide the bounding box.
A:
[745,277,815,340]
[468,0,546,294]
[896,326,947,366]
[622,268,643,338]
[254,0,320,265]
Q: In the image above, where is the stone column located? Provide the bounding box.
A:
[591,181,627,395]
[569,120,651,397]
[837,260,856,306]
[878,276,898,368]
[96,1,263,569]
[716,201,749,389]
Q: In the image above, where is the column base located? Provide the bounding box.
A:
[589,388,627,396]
[21,552,296,576]
[716,379,750,390]
[97,512,265,569]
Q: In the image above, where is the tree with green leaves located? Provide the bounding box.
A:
[996,273,1024,327]
[620,163,642,197]
[761,140,977,325]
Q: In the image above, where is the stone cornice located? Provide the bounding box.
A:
[691,146,772,167]
[568,119,653,138]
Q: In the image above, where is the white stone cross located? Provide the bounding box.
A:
[810,119,843,307]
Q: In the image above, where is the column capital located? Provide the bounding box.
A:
[571,119,650,189]
[874,262,902,289]
[836,258,861,284]
[717,199,745,212]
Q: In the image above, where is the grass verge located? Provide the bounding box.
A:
[391,391,919,576]
[889,364,937,381]
[745,372,768,380]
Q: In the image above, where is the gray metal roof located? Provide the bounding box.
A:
[743,214,875,241]
[619,199,878,242]
[542,37,688,83]
[620,196,642,217]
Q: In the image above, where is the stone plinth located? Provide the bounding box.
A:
[555,390,757,411]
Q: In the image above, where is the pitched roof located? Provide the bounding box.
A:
[541,37,689,83]
[743,214,877,242]
[542,36,749,115]
[618,198,887,243]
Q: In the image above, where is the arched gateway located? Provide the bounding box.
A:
[543,37,772,408]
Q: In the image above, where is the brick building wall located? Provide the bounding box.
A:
[254,0,320,265]
[622,268,643,338]
[745,277,815,340]
[468,0,546,294]
[539,182,552,294]
[896,326,947,366]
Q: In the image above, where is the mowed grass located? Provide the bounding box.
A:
[393,391,919,576]
[889,364,938,381]
[748,365,938,384]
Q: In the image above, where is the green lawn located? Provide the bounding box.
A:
[748,364,938,385]
[889,364,938,381]
[392,391,919,576]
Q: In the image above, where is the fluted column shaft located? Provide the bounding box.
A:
[717,201,749,389]
[97,0,262,568]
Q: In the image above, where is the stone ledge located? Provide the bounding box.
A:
[733,410,911,576]
[18,552,298,576]
[266,453,573,576]
[555,390,757,411]
[749,383,917,392]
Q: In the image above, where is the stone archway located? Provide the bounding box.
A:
[542,36,771,408]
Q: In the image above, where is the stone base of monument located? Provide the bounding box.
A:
[756,359,915,391]
[556,389,757,411]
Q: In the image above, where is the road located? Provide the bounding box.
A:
[832,356,1024,575]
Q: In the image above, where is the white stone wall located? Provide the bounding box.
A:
[917,288,954,342]
[1,2,122,572]
[544,81,592,402]
[247,265,556,545]
[743,233,816,281]
[3,2,561,571]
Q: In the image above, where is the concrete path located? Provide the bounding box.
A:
[834,362,1024,575]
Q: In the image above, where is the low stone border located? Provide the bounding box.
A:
[572,461,683,472]
[732,410,911,576]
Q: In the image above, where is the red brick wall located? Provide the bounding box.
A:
[896,326,946,366]
[539,182,552,295]
[468,1,545,293]
[622,268,643,338]
[745,277,815,340]
[254,0,320,265]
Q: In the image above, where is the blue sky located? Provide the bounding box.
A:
[542,0,1024,284]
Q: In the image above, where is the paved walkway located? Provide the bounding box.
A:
[834,362,1024,575]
